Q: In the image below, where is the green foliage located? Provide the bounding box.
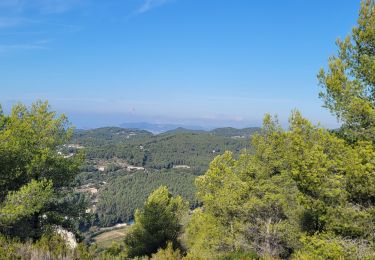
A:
[151,241,182,260]
[184,208,230,259]
[73,127,253,172]
[1,2,374,259]
[185,122,301,258]
[96,169,198,227]
[0,101,76,199]
[186,111,375,258]
[318,0,375,144]
[0,234,94,259]
[293,233,375,259]
[74,126,255,229]
[216,251,259,260]
[0,101,86,240]
[102,242,126,258]
[208,127,260,138]
[0,179,53,224]
[124,186,188,258]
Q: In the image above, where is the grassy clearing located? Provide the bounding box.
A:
[92,226,129,249]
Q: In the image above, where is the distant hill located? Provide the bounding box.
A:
[72,126,259,171]
[73,125,259,227]
[119,122,206,134]
[163,127,206,135]
[164,127,261,138]
[72,127,153,146]
[74,126,261,139]
[210,127,261,138]
[118,122,261,136]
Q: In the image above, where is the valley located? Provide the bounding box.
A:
[69,126,259,247]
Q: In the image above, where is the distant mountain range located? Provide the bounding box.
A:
[75,125,261,138]
[118,122,261,136]
[119,122,208,134]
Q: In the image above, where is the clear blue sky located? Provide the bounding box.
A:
[0,0,360,129]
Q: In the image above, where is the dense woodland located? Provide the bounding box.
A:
[0,0,375,259]
[72,125,255,227]
[96,169,198,226]
[72,126,255,170]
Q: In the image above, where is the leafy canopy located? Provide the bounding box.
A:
[318,0,375,143]
[124,186,188,258]
[185,111,375,258]
[0,101,85,240]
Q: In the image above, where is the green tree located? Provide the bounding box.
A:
[185,116,302,258]
[318,0,375,144]
[0,101,86,240]
[151,241,182,260]
[0,179,53,225]
[124,186,188,258]
[187,116,299,258]
[186,111,375,258]
[293,233,375,259]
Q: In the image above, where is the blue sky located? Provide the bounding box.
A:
[0,0,360,129]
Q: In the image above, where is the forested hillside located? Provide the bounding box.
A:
[98,1,375,258]
[0,1,374,259]
[72,126,256,227]
[96,169,198,226]
[72,126,255,170]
